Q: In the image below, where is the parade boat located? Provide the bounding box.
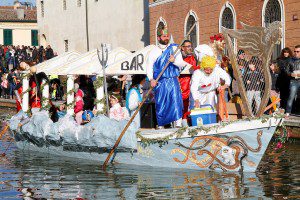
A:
[7,22,286,172]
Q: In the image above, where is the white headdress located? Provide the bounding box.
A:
[194,44,214,62]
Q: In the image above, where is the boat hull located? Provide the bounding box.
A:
[14,117,281,172]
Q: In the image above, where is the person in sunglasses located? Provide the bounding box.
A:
[179,40,200,122]
[286,45,300,115]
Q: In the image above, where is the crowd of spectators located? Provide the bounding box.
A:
[0,44,55,99]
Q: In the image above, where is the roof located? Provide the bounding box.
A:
[0,6,37,22]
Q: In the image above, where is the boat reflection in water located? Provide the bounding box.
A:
[0,143,266,199]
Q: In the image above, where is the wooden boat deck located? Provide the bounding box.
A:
[284,115,300,139]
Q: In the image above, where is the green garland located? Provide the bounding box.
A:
[93,76,104,88]
[66,100,76,109]
[136,111,287,148]
[93,76,107,115]
[66,88,76,96]
[20,73,31,81]
[136,128,185,148]
[22,88,32,95]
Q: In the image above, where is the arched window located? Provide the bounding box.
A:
[219,3,236,54]
[185,14,197,49]
[263,0,283,60]
[221,7,234,29]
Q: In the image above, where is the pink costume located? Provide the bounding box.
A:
[74,89,84,125]
[109,103,128,121]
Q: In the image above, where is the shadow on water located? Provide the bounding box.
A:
[0,124,299,199]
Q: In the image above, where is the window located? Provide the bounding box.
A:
[3,29,13,45]
[41,0,44,17]
[220,5,236,54]
[77,0,81,7]
[264,0,282,60]
[64,40,68,52]
[221,8,234,29]
[185,14,197,49]
[63,0,66,10]
[31,30,38,46]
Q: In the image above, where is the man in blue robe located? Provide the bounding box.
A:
[146,26,192,128]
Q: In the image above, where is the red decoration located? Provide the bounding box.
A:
[210,33,224,42]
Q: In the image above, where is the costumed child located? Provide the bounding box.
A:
[74,83,84,125]
[190,55,231,109]
[109,94,129,121]
[125,74,146,128]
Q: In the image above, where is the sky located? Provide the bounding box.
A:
[0,0,36,6]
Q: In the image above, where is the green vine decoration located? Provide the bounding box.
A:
[93,76,107,115]
[20,73,31,81]
[22,88,32,95]
[136,111,286,148]
[136,127,187,148]
[66,100,76,109]
[93,76,104,88]
[66,88,76,96]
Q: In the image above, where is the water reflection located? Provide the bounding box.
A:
[0,132,299,199]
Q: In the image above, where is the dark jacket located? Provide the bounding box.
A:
[45,48,54,60]
[243,70,264,91]
[287,57,300,81]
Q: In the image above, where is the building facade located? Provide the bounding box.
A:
[37,0,150,54]
[149,0,300,57]
[0,5,38,46]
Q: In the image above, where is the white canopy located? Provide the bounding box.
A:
[105,44,191,75]
[50,47,131,76]
[36,51,81,75]
[36,45,191,76]
[105,45,155,75]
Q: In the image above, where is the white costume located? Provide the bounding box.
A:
[146,44,191,80]
[190,66,231,108]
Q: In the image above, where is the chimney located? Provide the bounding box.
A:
[16,9,25,20]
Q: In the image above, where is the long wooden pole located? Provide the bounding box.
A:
[102,22,198,170]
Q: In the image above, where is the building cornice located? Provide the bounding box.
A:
[0,22,38,30]
[149,0,176,7]
[0,20,37,23]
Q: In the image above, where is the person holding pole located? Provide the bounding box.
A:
[146,26,192,128]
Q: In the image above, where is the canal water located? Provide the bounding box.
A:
[0,108,299,199]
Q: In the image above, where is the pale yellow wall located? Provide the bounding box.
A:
[0,30,3,45]
[13,29,32,46]
[0,22,38,46]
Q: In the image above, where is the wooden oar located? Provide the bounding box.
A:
[0,125,9,140]
[102,22,198,170]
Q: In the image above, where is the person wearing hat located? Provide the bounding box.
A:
[146,25,192,128]
[126,74,146,128]
[190,55,231,109]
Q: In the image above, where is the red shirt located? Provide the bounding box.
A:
[179,54,199,100]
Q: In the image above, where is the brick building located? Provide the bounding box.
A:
[149,0,299,57]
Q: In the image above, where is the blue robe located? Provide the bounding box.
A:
[153,44,183,126]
